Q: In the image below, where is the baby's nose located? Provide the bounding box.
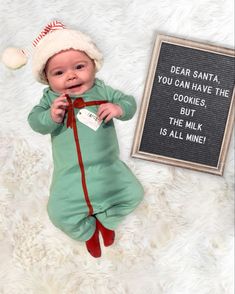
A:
[67,71,77,80]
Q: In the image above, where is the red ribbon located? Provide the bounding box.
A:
[65,95,107,215]
[66,96,107,128]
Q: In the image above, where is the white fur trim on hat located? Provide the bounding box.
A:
[32,28,103,84]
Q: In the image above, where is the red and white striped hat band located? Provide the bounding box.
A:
[32,21,66,47]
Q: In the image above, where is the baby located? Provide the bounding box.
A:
[2,21,144,258]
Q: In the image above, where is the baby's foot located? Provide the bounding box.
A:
[85,226,101,258]
[96,219,115,247]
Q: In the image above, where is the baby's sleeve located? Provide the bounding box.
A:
[105,85,137,121]
[27,92,62,135]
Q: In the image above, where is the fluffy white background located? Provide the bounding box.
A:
[0,0,234,293]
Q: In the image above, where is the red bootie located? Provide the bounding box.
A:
[85,226,101,258]
[96,219,115,247]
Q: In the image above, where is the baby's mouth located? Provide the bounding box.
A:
[67,83,83,90]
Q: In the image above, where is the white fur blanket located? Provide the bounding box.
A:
[0,0,234,293]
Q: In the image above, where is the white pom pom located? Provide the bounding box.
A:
[1,47,28,69]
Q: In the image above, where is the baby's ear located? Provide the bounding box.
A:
[43,68,49,83]
[2,47,28,69]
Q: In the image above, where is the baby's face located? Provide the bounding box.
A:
[45,49,96,95]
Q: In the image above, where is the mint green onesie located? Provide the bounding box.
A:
[28,79,144,241]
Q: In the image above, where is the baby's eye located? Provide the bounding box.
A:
[76,64,85,70]
[54,70,63,76]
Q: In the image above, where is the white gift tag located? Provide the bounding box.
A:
[77,109,102,131]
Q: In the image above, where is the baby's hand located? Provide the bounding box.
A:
[50,94,69,123]
[97,103,123,123]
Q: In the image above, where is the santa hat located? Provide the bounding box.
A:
[1,20,103,84]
